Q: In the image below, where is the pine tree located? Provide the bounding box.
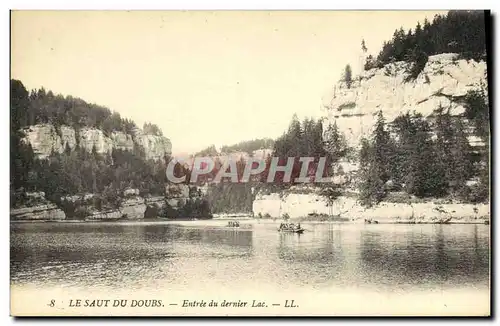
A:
[434,105,454,189]
[343,64,353,89]
[324,122,347,164]
[403,113,447,197]
[372,110,392,184]
[358,138,385,206]
[450,118,473,196]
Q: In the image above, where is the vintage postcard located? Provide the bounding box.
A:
[10,10,491,316]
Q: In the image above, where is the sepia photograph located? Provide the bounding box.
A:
[10,10,491,317]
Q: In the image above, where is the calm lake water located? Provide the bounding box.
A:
[11,220,490,295]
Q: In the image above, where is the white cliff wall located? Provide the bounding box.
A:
[21,124,172,160]
[323,53,487,148]
[253,192,490,222]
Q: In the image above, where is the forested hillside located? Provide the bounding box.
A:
[364,11,487,80]
[10,80,169,209]
[367,11,486,66]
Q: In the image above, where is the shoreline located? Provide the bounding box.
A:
[10,217,490,225]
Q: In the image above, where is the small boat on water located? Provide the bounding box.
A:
[278,223,305,234]
[227,221,240,227]
[279,228,305,234]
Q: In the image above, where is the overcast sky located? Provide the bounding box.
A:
[11,10,447,155]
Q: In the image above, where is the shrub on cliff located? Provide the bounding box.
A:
[405,46,429,81]
[343,64,353,89]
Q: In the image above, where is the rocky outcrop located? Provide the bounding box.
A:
[21,124,171,160]
[78,128,113,154]
[120,196,146,219]
[165,184,190,209]
[85,210,122,221]
[58,189,147,220]
[10,192,66,221]
[145,196,167,210]
[110,131,135,151]
[21,125,73,158]
[10,204,66,221]
[133,129,172,161]
[252,191,490,223]
[322,53,487,148]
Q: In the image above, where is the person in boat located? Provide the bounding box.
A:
[297,223,301,230]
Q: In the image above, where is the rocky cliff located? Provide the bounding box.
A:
[253,53,490,221]
[322,53,487,148]
[21,124,172,161]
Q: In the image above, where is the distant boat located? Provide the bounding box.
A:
[227,221,240,227]
[278,228,305,234]
[278,223,304,234]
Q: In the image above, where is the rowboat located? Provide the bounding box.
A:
[278,223,304,234]
[278,228,305,234]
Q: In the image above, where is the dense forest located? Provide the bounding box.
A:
[193,138,275,158]
[220,138,274,153]
[363,11,487,79]
[202,115,349,213]
[11,79,162,137]
[358,86,489,206]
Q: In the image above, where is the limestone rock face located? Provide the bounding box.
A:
[86,210,122,221]
[253,192,330,218]
[10,192,66,221]
[78,128,113,154]
[10,204,66,221]
[21,124,69,158]
[323,53,487,148]
[146,196,166,209]
[111,131,135,151]
[120,196,146,219]
[133,129,172,161]
[21,124,172,160]
[252,192,490,222]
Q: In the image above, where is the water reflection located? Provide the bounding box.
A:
[357,225,489,289]
[11,222,489,292]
